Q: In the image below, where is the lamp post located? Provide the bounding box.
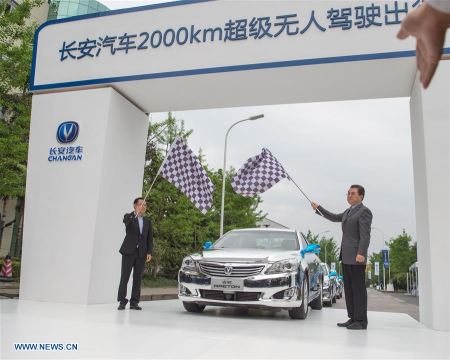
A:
[219,114,264,237]
[371,227,386,289]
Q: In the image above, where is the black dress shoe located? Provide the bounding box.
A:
[129,304,142,310]
[337,319,354,327]
[347,322,367,330]
[118,303,126,310]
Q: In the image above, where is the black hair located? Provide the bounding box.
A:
[133,197,144,205]
[350,185,365,200]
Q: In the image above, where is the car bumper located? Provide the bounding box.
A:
[178,270,304,310]
[323,284,332,301]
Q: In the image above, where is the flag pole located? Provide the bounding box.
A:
[143,174,159,203]
[289,177,324,217]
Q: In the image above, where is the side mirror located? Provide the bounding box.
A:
[203,242,212,250]
[300,243,321,259]
[329,271,338,277]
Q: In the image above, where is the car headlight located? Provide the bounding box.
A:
[181,256,197,272]
[266,258,298,274]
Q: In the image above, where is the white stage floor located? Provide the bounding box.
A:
[1,299,448,359]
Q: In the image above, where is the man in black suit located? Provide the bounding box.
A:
[117,197,153,310]
[311,185,372,330]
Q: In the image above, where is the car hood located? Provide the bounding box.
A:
[192,248,300,263]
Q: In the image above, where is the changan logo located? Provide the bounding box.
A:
[224,266,233,276]
[57,122,79,143]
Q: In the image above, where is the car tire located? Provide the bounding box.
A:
[288,275,309,320]
[332,290,337,303]
[182,302,206,313]
[310,276,323,310]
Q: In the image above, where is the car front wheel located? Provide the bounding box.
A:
[310,277,323,310]
[289,275,309,320]
[183,302,206,313]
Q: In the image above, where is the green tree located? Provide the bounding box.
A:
[386,229,417,277]
[0,0,43,255]
[306,230,340,268]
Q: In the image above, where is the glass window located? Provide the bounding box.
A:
[77,4,87,14]
[5,0,18,13]
[57,0,69,16]
[89,0,98,10]
[67,2,79,16]
[299,232,308,250]
[213,230,299,250]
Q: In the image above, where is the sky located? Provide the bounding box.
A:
[99,0,417,257]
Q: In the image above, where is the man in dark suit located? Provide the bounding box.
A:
[311,185,372,330]
[117,197,153,310]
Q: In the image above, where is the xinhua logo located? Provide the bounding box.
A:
[56,122,79,143]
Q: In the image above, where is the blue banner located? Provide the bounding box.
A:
[382,249,389,268]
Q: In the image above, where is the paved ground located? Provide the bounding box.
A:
[331,288,420,322]
[2,299,448,359]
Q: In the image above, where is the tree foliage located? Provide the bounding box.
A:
[0,0,42,248]
[0,0,42,197]
[369,229,417,286]
[386,229,417,276]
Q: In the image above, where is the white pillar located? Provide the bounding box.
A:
[20,88,148,304]
[410,60,449,331]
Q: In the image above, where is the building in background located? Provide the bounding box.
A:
[47,0,109,21]
[257,218,289,229]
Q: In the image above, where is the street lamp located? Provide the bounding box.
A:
[371,227,385,253]
[219,114,264,237]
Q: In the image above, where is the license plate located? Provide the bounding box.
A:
[211,277,244,291]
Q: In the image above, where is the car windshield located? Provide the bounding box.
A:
[213,230,300,250]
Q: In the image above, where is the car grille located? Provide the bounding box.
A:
[200,290,261,301]
[199,262,265,277]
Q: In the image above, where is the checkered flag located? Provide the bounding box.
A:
[230,148,291,198]
[157,136,215,214]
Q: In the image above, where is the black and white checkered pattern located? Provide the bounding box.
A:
[230,148,291,198]
[158,136,215,214]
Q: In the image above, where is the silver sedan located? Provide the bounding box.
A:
[178,228,324,320]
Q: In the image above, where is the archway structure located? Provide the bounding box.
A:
[22,0,449,331]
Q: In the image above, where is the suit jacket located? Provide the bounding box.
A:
[119,212,153,259]
[317,203,372,265]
